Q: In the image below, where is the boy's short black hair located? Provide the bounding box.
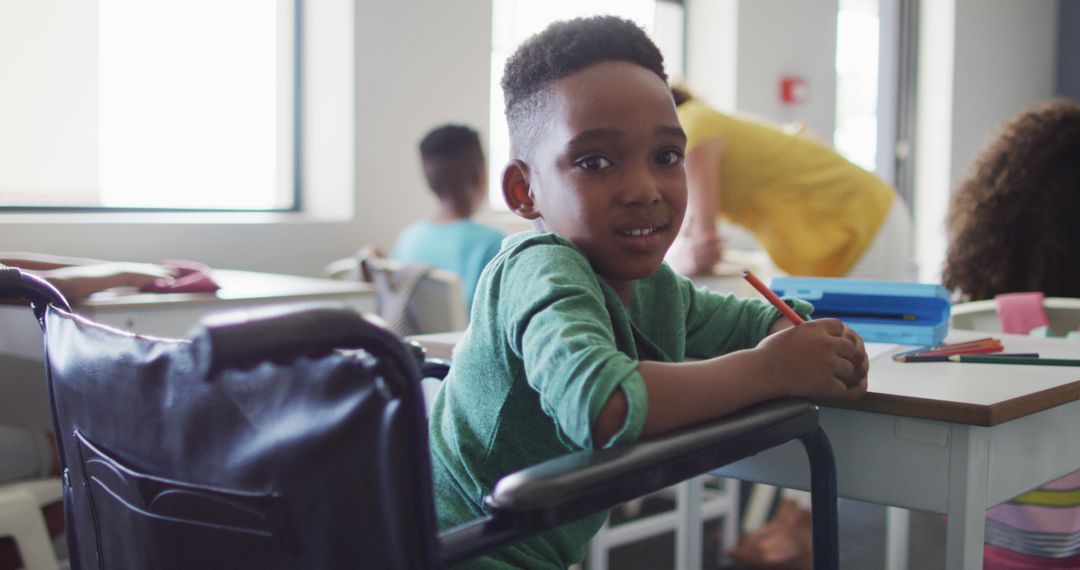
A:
[418,124,485,199]
[501,16,668,155]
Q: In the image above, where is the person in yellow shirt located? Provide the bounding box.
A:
[667,86,912,280]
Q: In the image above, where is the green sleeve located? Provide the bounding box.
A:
[681,277,814,358]
[501,244,647,450]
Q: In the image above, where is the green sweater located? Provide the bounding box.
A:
[429,232,798,569]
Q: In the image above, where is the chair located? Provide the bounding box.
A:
[324,253,467,335]
[951,295,1080,336]
[0,266,841,569]
[587,474,739,570]
[0,477,63,570]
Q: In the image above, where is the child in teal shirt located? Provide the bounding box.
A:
[391,124,504,310]
[428,16,869,569]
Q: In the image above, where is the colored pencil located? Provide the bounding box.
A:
[897,352,1039,363]
[924,336,997,349]
[920,345,1004,357]
[937,337,995,347]
[948,355,1080,366]
[742,270,805,326]
[893,343,1001,361]
[926,339,1000,352]
[892,338,1001,361]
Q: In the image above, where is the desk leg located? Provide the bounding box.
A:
[885,506,909,570]
[676,477,704,570]
[945,425,989,570]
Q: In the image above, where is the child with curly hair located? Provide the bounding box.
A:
[943,98,1080,301]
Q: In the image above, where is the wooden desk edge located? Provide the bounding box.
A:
[816,380,1080,427]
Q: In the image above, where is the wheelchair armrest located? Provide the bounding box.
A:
[439,399,819,564]
[486,398,818,531]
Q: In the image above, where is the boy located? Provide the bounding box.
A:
[390,124,505,309]
[428,16,868,569]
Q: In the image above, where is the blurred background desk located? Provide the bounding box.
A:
[0,270,375,431]
[77,269,376,338]
[1,269,375,356]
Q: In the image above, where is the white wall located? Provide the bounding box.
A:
[685,0,838,139]
[0,0,493,277]
[685,0,738,110]
[913,0,1058,282]
[353,0,493,252]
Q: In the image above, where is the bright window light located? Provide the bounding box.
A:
[834,0,880,171]
[0,0,296,211]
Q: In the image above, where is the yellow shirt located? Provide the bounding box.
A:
[677,99,894,277]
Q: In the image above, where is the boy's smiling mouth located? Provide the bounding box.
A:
[617,223,665,237]
[619,225,666,237]
[615,220,672,252]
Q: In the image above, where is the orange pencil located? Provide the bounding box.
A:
[924,345,1004,357]
[926,339,1000,352]
[933,337,995,349]
[742,270,805,326]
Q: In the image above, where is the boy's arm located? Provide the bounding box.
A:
[1,256,174,301]
[0,251,107,270]
[35,263,173,300]
[594,318,868,445]
[506,246,650,451]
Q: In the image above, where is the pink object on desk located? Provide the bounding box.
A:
[994,292,1050,335]
[140,260,221,294]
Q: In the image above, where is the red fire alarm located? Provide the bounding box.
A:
[780,76,809,105]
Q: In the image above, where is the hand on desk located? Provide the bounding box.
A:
[37,263,176,301]
[759,318,868,401]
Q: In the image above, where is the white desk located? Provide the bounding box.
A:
[715,331,1080,570]
[411,330,1080,570]
[1,269,376,358]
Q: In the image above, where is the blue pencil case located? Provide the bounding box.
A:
[770,277,951,345]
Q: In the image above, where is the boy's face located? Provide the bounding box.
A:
[513,61,688,297]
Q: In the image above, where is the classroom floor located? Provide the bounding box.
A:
[597,491,947,570]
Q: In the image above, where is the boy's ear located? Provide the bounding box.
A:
[501,160,539,220]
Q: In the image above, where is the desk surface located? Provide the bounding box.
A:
[78,269,374,310]
[2,269,376,357]
[823,331,1080,426]
[410,329,1080,428]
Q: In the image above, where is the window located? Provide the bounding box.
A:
[834,0,881,173]
[0,0,297,211]
[488,0,685,209]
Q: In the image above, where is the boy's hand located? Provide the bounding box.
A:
[755,318,868,401]
[843,324,869,397]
